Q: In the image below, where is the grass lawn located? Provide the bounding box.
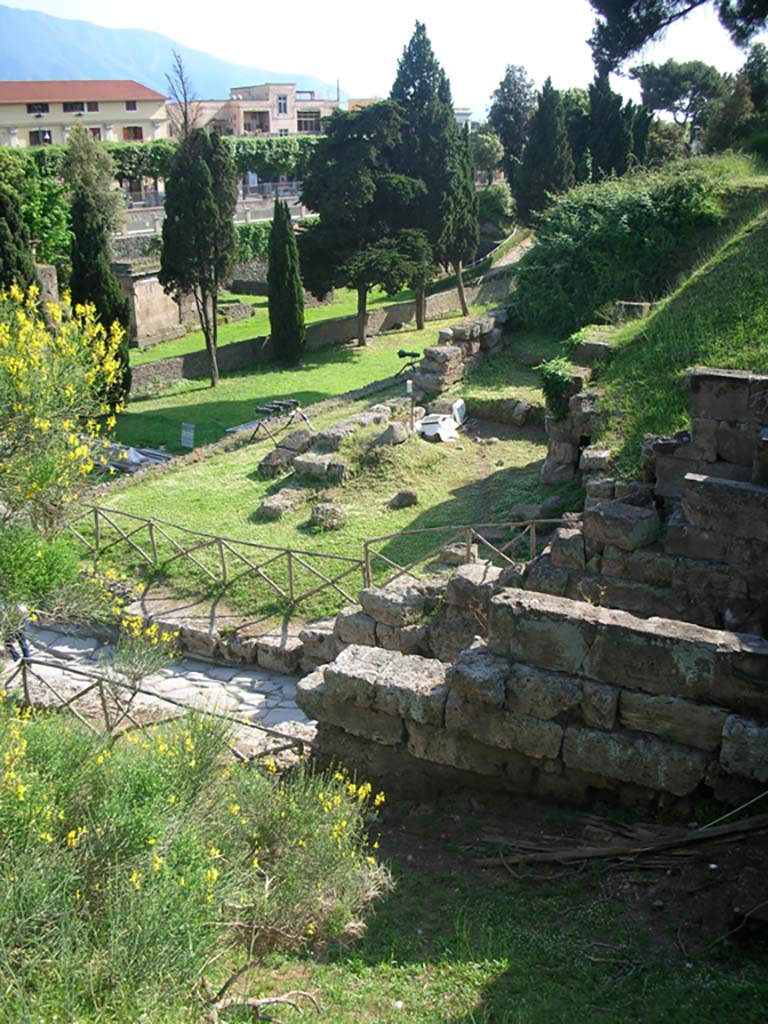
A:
[117,315,486,450]
[458,331,565,418]
[129,286,414,367]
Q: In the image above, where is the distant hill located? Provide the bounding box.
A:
[0,4,342,102]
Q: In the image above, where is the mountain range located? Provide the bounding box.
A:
[0,4,343,101]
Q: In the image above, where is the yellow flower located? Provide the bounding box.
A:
[229,803,240,816]
[129,870,142,891]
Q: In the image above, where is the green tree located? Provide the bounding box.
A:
[69,186,131,406]
[704,71,755,149]
[629,59,725,134]
[268,199,305,364]
[743,42,768,119]
[0,151,69,270]
[516,79,575,221]
[588,72,633,178]
[62,122,124,232]
[469,125,504,185]
[159,129,237,387]
[646,119,688,165]
[0,183,38,292]
[487,65,537,189]
[562,88,592,180]
[589,0,768,71]
[437,125,479,315]
[300,103,427,346]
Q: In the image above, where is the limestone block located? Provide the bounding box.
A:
[323,644,391,704]
[663,511,732,562]
[505,663,583,719]
[580,447,612,473]
[619,692,728,751]
[374,421,409,447]
[315,423,356,451]
[687,367,753,421]
[601,545,675,586]
[359,576,426,627]
[179,623,216,658]
[440,542,479,566]
[550,528,586,572]
[682,473,768,543]
[445,692,563,759]
[562,726,707,796]
[585,476,616,499]
[581,681,619,730]
[716,421,758,466]
[524,553,569,597]
[258,447,295,478]
[428,606,482,663]
[406,721,533,782]
[655,452,751,499]
[688,418,718,462]
[278,428,314,454]
[488,589,597,673]
[584,500,660,551]
[446,644,510,708]
[335,606,377,647]
[310,502,346,530]
[446,562,502,612]
[258,488,305,520]
[326,459,347,483]
[292,452,333,479]
[256,634,303,675]
[397,623,431,656]
[296,672,405,745]
[438,328,454,343]
[299,618,337,666]
[720,715,768,782]
[423,344,463,365]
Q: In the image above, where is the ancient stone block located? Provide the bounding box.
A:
[688,418,718,462]
[258,446,295,478]
[584,501,660,551]
[179,623,216,658]
[524,553,570,597]
[359,577,427,627]
[549,441,579,463]
[335,606,377,647]
[424,344,463,365]
[256,634,303,675]
[655,453,752,499]
[258,487,306,520]
[580,447,612,473]
[445,692,563,759]
[374,421,409,447]
[310,502,347,530]
[292,452,333,479]
[682,473,768,543]
[663,511,732,562]
[505,664,582,719]
[541,458,578,485]
[278,428,314,454]
[581,681,619,730]
[406,721,532,782]
[619,692,728,751]
[488,588,597,673]
[446,562,502,611]
[601,545,675,586]
[687,367,752,422]
[446,644,510,708]
[296,671,405,745]
[299,617,337,665]
[428,606,482,663]
[397,623,431,656]
[748,373,768,421]
[716,421,758,466]
[550,528,586,572]
[720,715,768,782]
[439,541,479,566]
[585,476,616,499]
[562,726,707,796]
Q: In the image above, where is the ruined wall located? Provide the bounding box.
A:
[297,586,768,807]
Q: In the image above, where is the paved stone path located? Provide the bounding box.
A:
[4,626,313,754]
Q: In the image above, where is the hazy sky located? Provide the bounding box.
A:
[5,0,767,115]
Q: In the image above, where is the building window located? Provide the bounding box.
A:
[277,94,288,114]
[123,126,143,141]
[29,129,53,146]
[297,110,321,133]
[125,100,137,111]
[87,101,99,112]
[278,128,289,137]
[63,101,85,113]
[26,103,49,114]
[89,127,102,141]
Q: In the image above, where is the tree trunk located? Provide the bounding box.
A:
[453,260,469,317]
[356,286,368,346]
[415,284,425,330]
[196,287,220,387]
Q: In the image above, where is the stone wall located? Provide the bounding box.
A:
[297,585,768,807]
[113,262,197,348]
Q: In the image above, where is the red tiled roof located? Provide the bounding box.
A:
[0,80,166,104]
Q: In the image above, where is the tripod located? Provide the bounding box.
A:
[249,399,314,444]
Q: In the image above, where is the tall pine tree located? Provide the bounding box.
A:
[516,79,574,222]
[0,183,38,292]
[487,65,537,190]
[70,185,131,406]
[268,199,305,364]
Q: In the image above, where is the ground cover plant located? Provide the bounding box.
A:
[594,202,768,473]
[0,698,388,1023]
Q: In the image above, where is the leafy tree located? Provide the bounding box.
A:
[629,59,725,133]
[390,21,460,326]
[159,129,237,387]
[478,181,516,231]
[588,73,633,178]
[268,199,305,364]
[646,119,688,164]
[516,79,574,221]
[625,101,654,164]
[742,41,768,119]
[437,126,479,315]
[0,184,38,292]
[469,125,504,185]
[704,71,755,148]
[69,186,131,406]
[299,103,428,346]
[562,88,592,180]
[487,65,537,188]
[62,122,124,232]
[0,151,69,269]
[589,0,768,70]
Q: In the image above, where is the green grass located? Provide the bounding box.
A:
[595,204,768,473]
[117,316,483,450]
[130,286,414,367]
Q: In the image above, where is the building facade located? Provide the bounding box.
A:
[0,80,168,148]
[168,84,339,139]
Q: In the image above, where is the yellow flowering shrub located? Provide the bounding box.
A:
[0,284,125,532]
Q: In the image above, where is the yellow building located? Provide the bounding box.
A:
[0,80,168,148]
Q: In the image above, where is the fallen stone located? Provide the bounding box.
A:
[258,488,306,520]
[315,423,357,451]
[390,489,418,509]
[258,446,295,478]
[440,541,479,565]
[278,428,314,454]
[511,400,531,427]
[374,421,410,447]
[310,502,347,530]
[293,452,333,479]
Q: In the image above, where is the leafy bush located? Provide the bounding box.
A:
[236,221,272,262]
[0,703,388,1021]
[539,357,574,419]
[478,181,515,230]
[0,524,80,606]
[510,161,737,333]
[745,130,768,160]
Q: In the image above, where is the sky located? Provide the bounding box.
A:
[5,0,768,117]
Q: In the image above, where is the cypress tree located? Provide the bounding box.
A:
[437,125,479,316]
[0,183,38,292]
[268,199,305,364]
[70,185,131,406]
[516,79,574,222]
[588,73,633,179]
